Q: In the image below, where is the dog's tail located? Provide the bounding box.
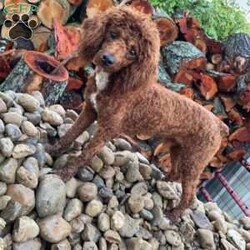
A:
[219,121,229,137]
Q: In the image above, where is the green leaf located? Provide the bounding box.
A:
[150,0,250,40]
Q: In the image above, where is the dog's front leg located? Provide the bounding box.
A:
[45,103,97,156]
[54,122,119,181]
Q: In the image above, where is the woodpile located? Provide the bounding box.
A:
[0,0,250,182]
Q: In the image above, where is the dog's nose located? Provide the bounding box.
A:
[101,53,115,66]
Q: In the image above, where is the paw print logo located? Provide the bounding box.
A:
[3,14,38,40]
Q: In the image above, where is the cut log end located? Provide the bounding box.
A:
[130,0,153,15]
[155,17,178,46]
[86,0,114,18]
[24,51,69,82]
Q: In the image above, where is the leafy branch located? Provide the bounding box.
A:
[150,0,250,40]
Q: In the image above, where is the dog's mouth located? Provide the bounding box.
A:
[92,63,111,75]
[93,54,118,73]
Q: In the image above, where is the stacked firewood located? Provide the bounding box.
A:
[156,13,250,180]
[0,0,250,181]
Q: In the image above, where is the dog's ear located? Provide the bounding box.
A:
[79,13,108,62]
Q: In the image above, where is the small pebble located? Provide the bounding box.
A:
[128,195,144,214]
[5,124,22,141]
[0,181,7,195]
[139,209,154,221]
[99,166,115,179]
[0,98,7,113]
[41,109,64,126]
[63,198,83,222]
[36,175,66,217]
[83,241,98,250]
[0,195,11,210]
[77,182,97,202]
[113,151,133,166]
[165,230,182,247]
[0,119,4,133]
[0,158,18,184]
[2,112,25,126]
[156,181,179,199]
[125,162,143,183]
[51,239,71,250]
[12,144,36,159]
[90,156,104,173]
[113,138,132,151]
[0,137,14,157]
[131,182,148,196]
[104,230,121,244]
[5,184,35,216]
[48,104,66,117]
[111,211,125,230]
[12,216,39,242]
[198,229,216,250]
[85,199,103,217]
[82,223,101,243]
[16,166,38,189]
[98,213,110,232]
[77,167,94,182]
[17,94,40,112]
[227,229,246,250]
[39,215,71,243]
[119,214,140,238]
[98,146,115,165]
[21,121,39,137]
[12,238,42,250]
[65,177,81,198]
[240,216,250,230]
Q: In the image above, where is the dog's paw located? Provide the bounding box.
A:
[51,167,74,182]
[164,209,182,223]
[52,158,81,182]
[44,143,62,157]
[3,14,38,40]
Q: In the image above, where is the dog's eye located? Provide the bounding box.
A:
[129,48,137,58]
[110,31,117,39]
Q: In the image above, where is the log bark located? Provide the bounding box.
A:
[0,51,69,105]
[158,61,185,92]
[223,33,250,73]
[0,57,33,92]
[59,90,83,112]
[223,33,250,61]
[161,41,206,75]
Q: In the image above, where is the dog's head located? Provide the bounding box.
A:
[80,6,160,90]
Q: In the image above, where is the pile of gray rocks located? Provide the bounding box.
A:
[0,90,249,250]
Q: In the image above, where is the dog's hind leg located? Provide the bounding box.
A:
[166,144,182,183]
[166,141,220,221]
[166,166,200,222]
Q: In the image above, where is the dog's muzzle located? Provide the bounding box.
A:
[101,53,115,66]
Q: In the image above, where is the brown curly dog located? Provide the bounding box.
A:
[46,6,229,220]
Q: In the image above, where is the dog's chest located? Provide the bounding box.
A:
[90,71,109,111]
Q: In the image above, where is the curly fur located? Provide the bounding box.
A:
[46,6,229,220]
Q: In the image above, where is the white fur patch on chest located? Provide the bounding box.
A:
[90,71,109,111]
[95,71,109,91]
